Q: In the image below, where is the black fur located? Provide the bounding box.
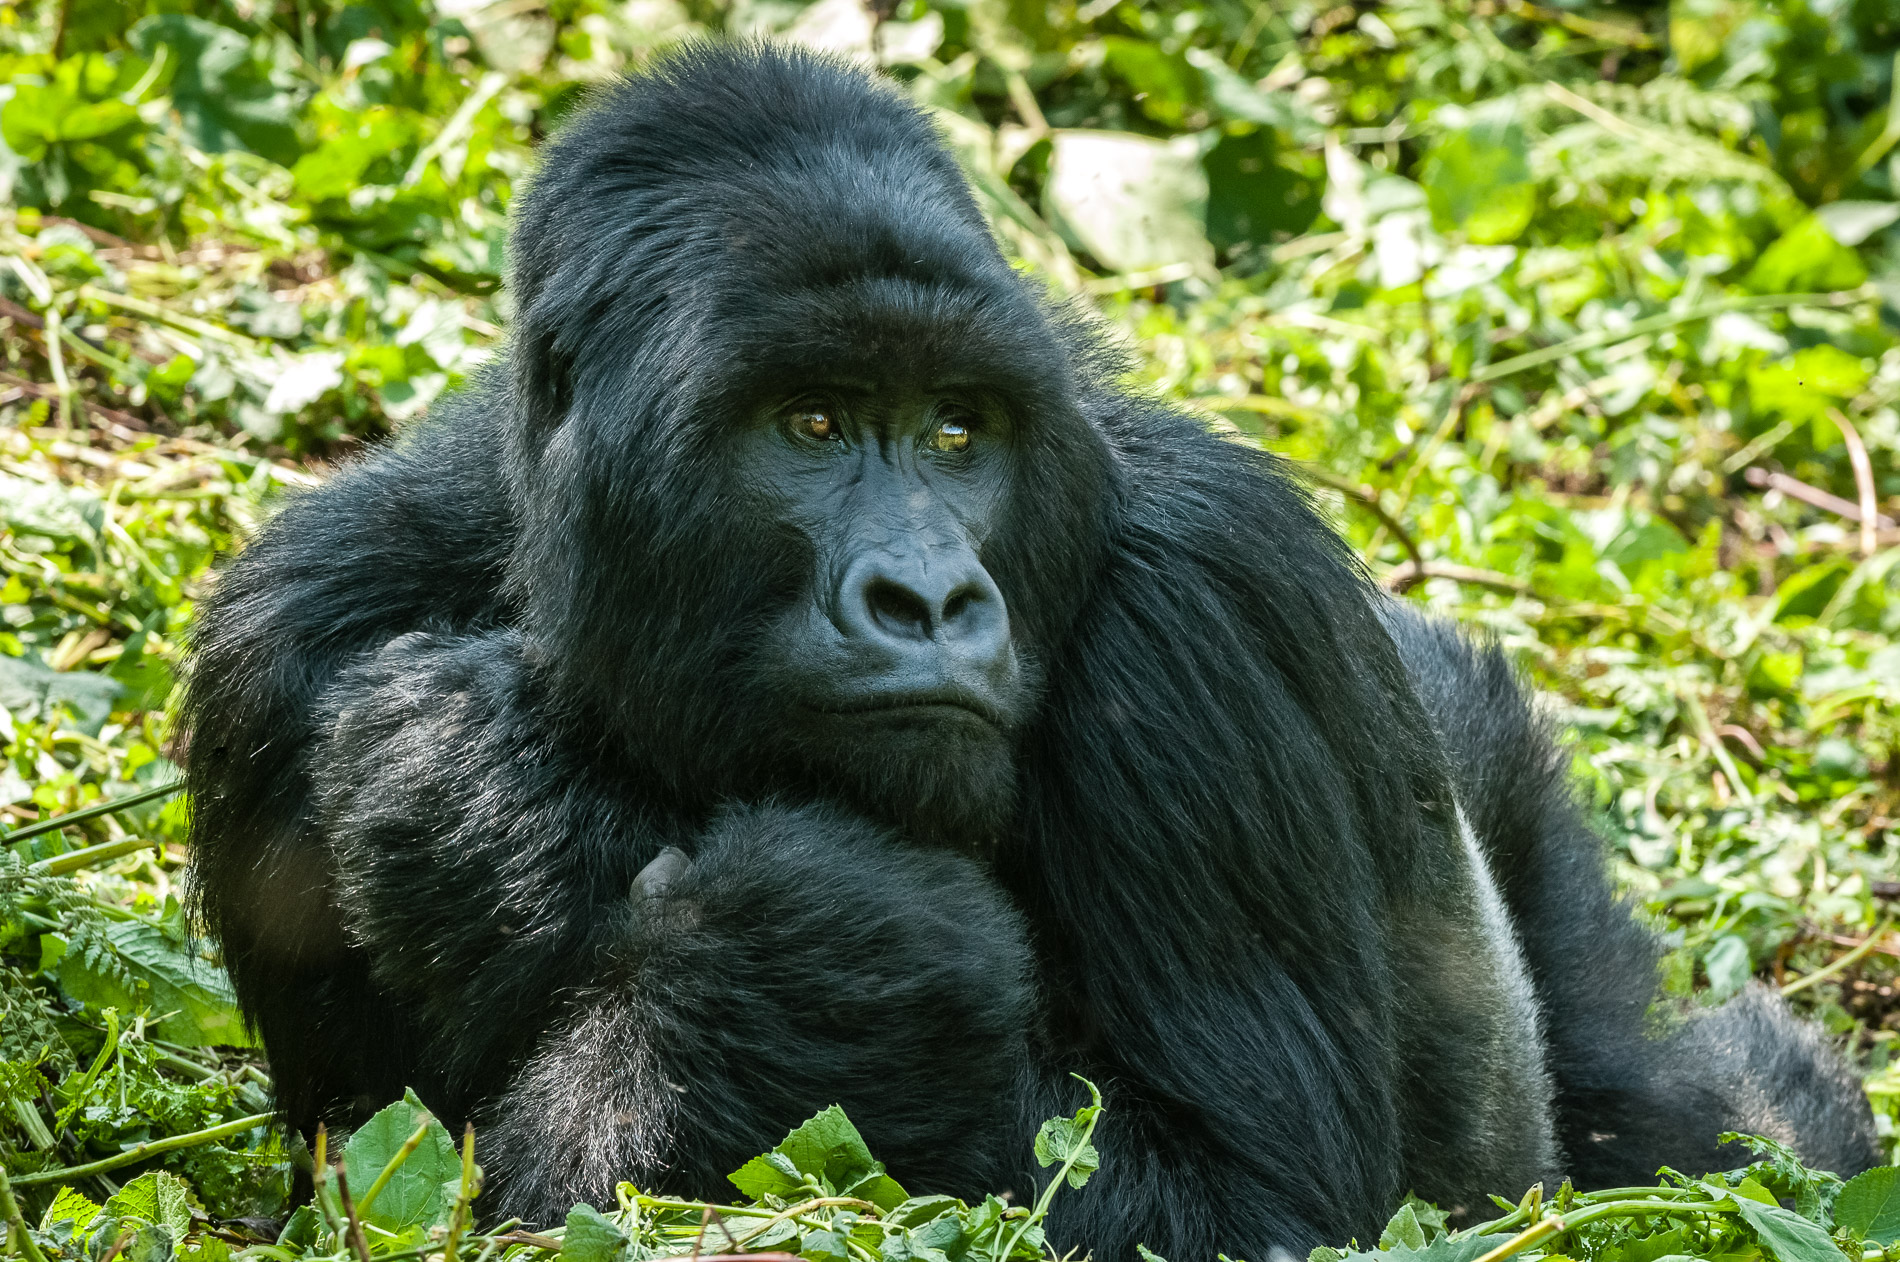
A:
[181,43,1878,1262]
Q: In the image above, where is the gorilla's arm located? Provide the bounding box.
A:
[182,399,515,1129]
[311,631,1036,1226]
[1007,401,1550,1259]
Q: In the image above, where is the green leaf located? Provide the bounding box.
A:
[729,1106,903,1203]
[102,1172,192,1240]
[110,631,176,713]
[275,1206,321,1250]
[1727,1192,1847,1262]
[1204,130,1322,249]
[56,919,249,1046]
[40,1188,103,1232]
[1100,38,1200,127]
[561,1204,628,1262]
[1,83,139,161]
[1380,1203,1427,1251]
[1032,1105,1101,1190]
[1836,1167,1900,1244]
[0,656,122,736]
[1420,103,1534,244]
[1744,216,1867,295]
[1701,934,1752,1000]
[127,16,301,166]
[886,1197,961,1229]
[801,1227,853,1262]
[340,1090,462,1239]
[1043,130,1214,274]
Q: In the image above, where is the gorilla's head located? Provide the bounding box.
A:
[500,43,1117,845]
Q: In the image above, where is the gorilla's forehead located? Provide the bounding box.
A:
[713,270,1061,399]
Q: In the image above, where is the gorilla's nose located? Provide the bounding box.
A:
[836,551,1010,667]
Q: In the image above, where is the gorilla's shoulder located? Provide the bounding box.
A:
[1081,389,1364,585]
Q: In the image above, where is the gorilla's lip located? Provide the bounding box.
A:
[812,688,1006,728]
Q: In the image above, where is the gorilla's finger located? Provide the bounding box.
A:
[635,846,691,899]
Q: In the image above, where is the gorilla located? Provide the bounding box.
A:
[181,42,1877,1261]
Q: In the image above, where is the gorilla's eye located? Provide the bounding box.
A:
[931,417,972,454]
[790,409,842,443]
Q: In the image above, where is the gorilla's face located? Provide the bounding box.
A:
[735,380,1036,844]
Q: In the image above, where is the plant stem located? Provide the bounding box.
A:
[333,1167,373,1262]
[0,1166,50,1262]
[13,1112,273,1186]
[443,1124,477,1262]
[1471,289,1871,384]
[729,1198,885,1248]
[1783,915,1897,997]
[354,1114,435,1222]
[5,780,185,845]
[27,837,158,876]
[999,1082,1104,1261]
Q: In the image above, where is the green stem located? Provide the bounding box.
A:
[55,1010,121,1136]
[1470,289,1871,384]
[443,1124,477,1262]
[5,780,185,845]
[13,1112,273,1186]
[1783,915,1896,997]
[353,1115,435,1222]
[0,1166,50,1262]
[999,1082,1104,1261]
[27,836,158,876]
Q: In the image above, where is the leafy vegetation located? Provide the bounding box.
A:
[2,0,1899,1255]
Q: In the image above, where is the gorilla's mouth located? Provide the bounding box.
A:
[814,689,1006,729]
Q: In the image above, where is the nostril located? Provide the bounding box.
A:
[942,586,980,626]
[864,579,933,639]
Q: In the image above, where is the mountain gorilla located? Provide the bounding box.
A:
[182,42,1876,1261]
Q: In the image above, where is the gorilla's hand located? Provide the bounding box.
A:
[313,630,1034,1224]
[479,801,1035,1225]
[633,846,691,899]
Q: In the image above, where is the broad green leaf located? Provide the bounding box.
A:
[110,631,176,713]
[1836,1167,1900,1244]
[1420,103,1534,244]
[340,1090,462,1239]
[56,919,249,1046]
[1701,934,1752,1001]
[1044,130,1213,274]
[1031,1110,1100,1189]
[886,1197,961,1228]
[102,1172,192,1240]
[1384,1236,1517,1262]
[1744,216,1866,295]
[1727,1192,1847,1262]
[1186,48,1320,141]
[1,472,105,540]
[730,1105,900,1202]
[275,1205,321,1249]
[40,1188,103,1232]
[802,1227,853,1262]
[561,1204,628,1262]
[127,16,301,165]
[1101,38,1200,128]
[1204,130,1322,248]
[1380,1202,1428,1250]
[1747,344,1873,426]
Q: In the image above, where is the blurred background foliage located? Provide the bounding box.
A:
[3,0,1900,1222]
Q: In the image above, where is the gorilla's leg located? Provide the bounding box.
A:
[1380,604,1878,1181]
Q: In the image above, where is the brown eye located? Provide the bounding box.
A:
[931,417,971,453]
[792,409,841,443]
